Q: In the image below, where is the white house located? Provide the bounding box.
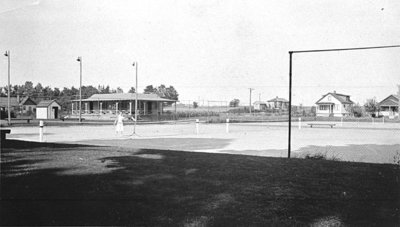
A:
[315,91,354,117]
[36,100,61,119]
[253,101,267,111]
[378,94,399,118]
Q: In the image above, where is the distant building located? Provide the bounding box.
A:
[19,97,37,115]
[253,101,267,111]
[0,96,37,115]
[36,100,61,119]
[378,94,399,118]
[0,97,19,111]
[267,97,289,110]
[315,91,354,117]
[72,93,177,116]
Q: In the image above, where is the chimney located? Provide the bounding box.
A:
[333,90,336,94]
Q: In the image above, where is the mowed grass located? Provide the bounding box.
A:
[1,140,399,226]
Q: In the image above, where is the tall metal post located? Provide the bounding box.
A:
[4,51,11,125]
[133,62,138,134]
[77,56,82,123]
[288,51,293,158]
[249,88,254,114]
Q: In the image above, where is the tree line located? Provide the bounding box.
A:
[1,81,179,108]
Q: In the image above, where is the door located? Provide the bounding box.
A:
[53,107,58,119]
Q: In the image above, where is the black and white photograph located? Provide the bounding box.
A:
[1,0,399,226]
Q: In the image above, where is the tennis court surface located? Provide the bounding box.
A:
[6,121,400,164]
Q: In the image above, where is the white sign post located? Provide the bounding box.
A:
[226,118,230,133]
[196,119,199,135]
[39,120,44,142]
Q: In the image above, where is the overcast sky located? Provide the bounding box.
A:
[1,0,399,106]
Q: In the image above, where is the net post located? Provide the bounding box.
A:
[288,51,293,158]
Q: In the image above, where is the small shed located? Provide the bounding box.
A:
[253,101,268,111]
[36,100,61,119]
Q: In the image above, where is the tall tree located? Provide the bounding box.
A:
[33,83,43,99]
[42,86,54,99]
[116,87,124,93]
[82,85,99,98]
[143,85,157,94]
[364,98,379,117]
[53,87,61,97]
[128,87,136,93]
[24,81,34,96]
[230,99,240,107]
[155,84,179,100]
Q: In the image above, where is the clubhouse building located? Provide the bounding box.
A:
[71,93,177,117]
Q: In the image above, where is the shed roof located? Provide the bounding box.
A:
[37,100,61,107]
[78,93,177,102]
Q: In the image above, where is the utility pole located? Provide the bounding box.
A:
[133,62,138,134]
[4,51,11,125]
[77,57,82,123]
[249,88,254,114]
[259,93,261,102]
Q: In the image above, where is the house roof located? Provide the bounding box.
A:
[20,96,37,105]
[78,93,177,102]
[379,94,400,106]
[37,100,61,107]
[253,101,267,105]
[0,97,19,107]
[267,97,289,102]
[315,92,354,105]
[0,96,37,107]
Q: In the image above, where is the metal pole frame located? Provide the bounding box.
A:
[4,51,11,125]
[133,62,138,134]
[77,56,82,123]
[287,45,400,158]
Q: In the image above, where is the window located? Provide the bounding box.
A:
[319,105,328,110]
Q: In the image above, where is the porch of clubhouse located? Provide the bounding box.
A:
[71,93,177,120]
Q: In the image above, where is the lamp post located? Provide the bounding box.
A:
[76,56,82,123]
[249,88,254,114]
[133,61,138,134]
[4,51,11,125]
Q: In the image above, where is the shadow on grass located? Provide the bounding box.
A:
[82,137,233,150]
[294,144,400,164]
[1,139,99,150]
[1,140,399,226]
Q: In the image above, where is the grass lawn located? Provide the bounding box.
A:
[1,139,399,226]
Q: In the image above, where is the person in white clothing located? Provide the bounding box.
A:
[114,112,125,135]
